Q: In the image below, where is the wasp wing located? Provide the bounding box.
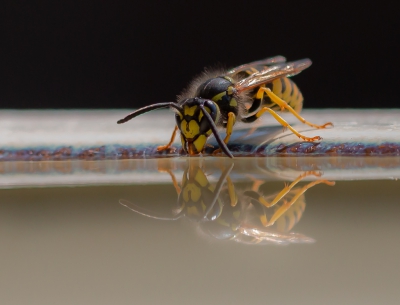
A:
[227,55,287,75]
[235,58,312,93]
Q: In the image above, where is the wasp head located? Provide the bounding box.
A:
[175,97,220,156]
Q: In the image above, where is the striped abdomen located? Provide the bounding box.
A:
[245,77,304,117]
[263,77,303,113]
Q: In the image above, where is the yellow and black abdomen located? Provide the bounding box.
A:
[263,77,303,113]
[242,77,304,123]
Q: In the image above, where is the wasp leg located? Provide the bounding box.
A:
[267,179,335,226]
[157,126,179,152]
[258,87,333,129]
[243,107,322,141]
[212,112,236,155]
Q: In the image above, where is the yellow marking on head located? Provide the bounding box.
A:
[198,106,211,122]
[181,120,186,130]
[182,183,201,202]
[189,120,200,134]
[193,134,207,153]
[184,105,198,116]
[181,120,200,138]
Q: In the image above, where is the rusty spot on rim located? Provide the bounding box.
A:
[1,141,400,161]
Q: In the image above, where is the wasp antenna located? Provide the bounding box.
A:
[211,163,234,197]
[117,102,183,124]
[203,163,234,219]
[199,105,234,158]
[119,199,181,220]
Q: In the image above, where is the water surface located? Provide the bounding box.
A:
[1,157,400,304]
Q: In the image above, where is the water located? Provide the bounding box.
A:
[1,157,400,304]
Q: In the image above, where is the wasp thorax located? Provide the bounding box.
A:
[175,98,220,155]
[195,77,239,117]
[195,77,234,99]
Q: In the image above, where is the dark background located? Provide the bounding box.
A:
[1,1,398,109]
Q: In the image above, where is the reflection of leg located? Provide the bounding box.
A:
[246,176,265,192]
[213,112,236,155]
[259,171,321,208]
[274,192,306,232]
[259,87,333,129]
[244,107,322,141]
[267,179,335,226]
[226,176,238,207]
[158,166,181,195]
[244,172,334,227]
[157,126,178,152]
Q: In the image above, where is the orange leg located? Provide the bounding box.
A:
[157,126,178,152]
[257,87,333,129]
[253,107,322,141]
[213,112,236,155]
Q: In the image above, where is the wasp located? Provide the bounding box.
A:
[120,162,335,245]
[117,56,333,158]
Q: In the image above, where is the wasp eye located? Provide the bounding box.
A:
[203,100,218,122]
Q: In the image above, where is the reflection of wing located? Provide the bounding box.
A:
[235,59,312,93]
[236,226,315,245]
[119,199,182,221]
[227,55,287,75]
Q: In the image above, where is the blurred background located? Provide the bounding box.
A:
[1,1,398,109]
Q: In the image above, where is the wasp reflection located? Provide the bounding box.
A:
[120,162,334,245]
